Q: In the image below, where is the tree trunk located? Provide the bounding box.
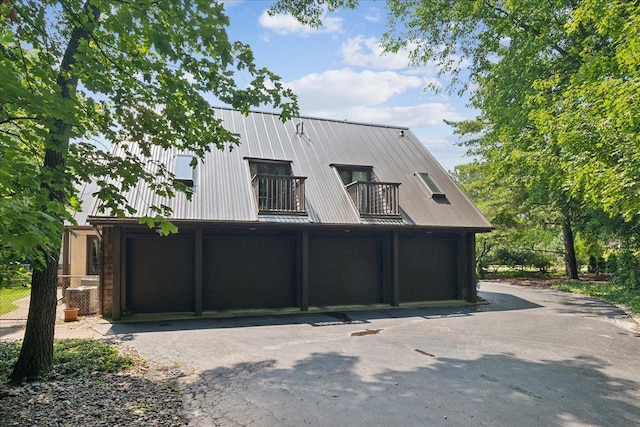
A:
[562,215,579,280]
[10,1,100,383]
[9,251,59,382]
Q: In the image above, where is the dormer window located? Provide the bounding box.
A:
[416,172,446,199]
[336,167,372,185]
[246,158,306,214]
[332,164,400,217]
[249,160,291,177]
[175,154,196,187]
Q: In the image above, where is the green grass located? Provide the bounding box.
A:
[0,339,139,384]
[551,281,640,316]
[482,268,564,280]
[0,286,31,315]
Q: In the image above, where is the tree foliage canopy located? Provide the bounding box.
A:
[384,0,638,220]
[2,0,297,382]
[1,0,297,264]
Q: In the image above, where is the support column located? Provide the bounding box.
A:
[392,231,400,307]
[457,233,466,300]
[112,226,122,321]
[61,231,71,293]
[120,227,127,315]
[466,233,477,302]
[195,228,203,316]
[61,231,70,276]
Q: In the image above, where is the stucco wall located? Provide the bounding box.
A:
[69,229,96,276]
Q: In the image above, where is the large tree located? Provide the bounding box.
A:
[273,0,639,278]
[447,116,582,278]
[1,0,296,382]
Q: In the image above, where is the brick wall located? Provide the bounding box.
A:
[101,226,113,317]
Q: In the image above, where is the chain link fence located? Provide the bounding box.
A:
[0,276,100,327]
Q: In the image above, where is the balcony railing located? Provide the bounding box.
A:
[345,181,400,217]
[252,174,307,214]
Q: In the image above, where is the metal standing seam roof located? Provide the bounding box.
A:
[69,180,99,227]
[86,107,492,230]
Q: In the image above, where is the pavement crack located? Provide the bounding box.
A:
[480,374,499,382]
[480,374,541,399]
[351,329,382,336]
[508,384,542,399]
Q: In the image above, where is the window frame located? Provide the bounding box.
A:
[248,159,292,178]
[86,235,100,276]
[174,154,196,187]
[331,164,374,185]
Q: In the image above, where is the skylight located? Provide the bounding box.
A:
[417,172,446,199]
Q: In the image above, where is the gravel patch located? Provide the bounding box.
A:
[0,368,186,426]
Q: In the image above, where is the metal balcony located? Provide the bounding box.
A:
[252,174,307,214]
[345,181,400,217]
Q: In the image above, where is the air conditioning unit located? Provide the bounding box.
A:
[66,285,99,315]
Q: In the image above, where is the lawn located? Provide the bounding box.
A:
[482,270,640,317]
[0,286,31,316]
[551,281,640,316]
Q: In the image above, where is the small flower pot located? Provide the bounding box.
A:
[64,307,79,322]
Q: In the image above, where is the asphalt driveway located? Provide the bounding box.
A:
[101,282,640,426]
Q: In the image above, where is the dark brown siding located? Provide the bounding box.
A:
[308,236,382,306]
[399,236,458,301]
[202,235,296,310]
[99,224,474,318]
[126,235,195,313]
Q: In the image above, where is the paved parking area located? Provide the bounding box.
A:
[98,282,640,426]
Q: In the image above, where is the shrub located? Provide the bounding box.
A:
[588,255,606,274]
[1,339,138,383]
[0,262,31,288]
[492,247,552,272]
[606,253,618,274]
[526,252,552,272]
[611,249,640,289]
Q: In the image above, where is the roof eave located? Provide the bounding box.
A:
[87,216,493,233]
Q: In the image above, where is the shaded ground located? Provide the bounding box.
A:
[482,272,609,287]
[2,281,638,426]
[96,281,640,427]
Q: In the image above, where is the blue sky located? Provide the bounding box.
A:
[219,1,478,172]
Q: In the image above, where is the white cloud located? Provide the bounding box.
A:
[258,11,343,36]
[287,68,423,111]
[364,7,381,23]
[339,36,411,70]
[285,68,464,128]
[338,37,472,87]
[331,104,465,128]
